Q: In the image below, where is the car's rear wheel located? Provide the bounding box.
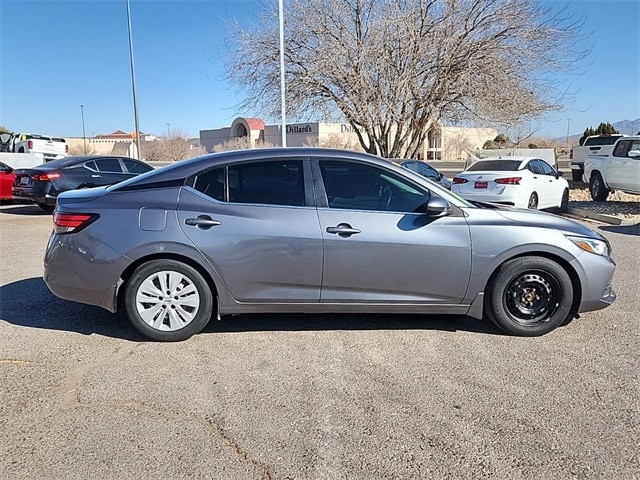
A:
[485,256,573,336]
[124,259,214,341]
[589,172,610,201]
[571,170,583,182]
[38,203,55,212]
[527,192,538,209]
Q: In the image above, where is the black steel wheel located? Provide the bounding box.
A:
[486,256,574,336]
[527,192,539,210]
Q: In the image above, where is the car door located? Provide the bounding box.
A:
[176,159,324,303]
[82,157,126,186]
[536,159,564,209]
[527,159,554,208]
[315,158,472,304]
[610,139,640,192]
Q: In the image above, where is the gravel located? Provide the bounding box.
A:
[568,181,640,224]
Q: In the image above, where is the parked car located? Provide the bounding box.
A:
[0,160,16,201]
[584,136,640,200]
[12,155,154,211]
[44,148,616,342]
[451,157,569,211]
[398,159,453,188]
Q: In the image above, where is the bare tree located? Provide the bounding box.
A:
[142,130,205,162]
[227,0,587,158]
[212,137,274,152]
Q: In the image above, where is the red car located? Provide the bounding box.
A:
[0,161,15,201]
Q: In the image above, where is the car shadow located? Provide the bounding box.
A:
[0,277,505,339]
[0,203,51,216]
[599,223,639,236]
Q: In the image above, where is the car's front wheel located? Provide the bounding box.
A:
[485,256,574,336]
[124,259,214,341]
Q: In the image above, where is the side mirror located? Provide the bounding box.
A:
[556,170,563,178]
[415,196,450,217]
[628,150,640,158]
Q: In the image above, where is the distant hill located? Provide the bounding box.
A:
[613,118,640,135]
[554,117,640,142]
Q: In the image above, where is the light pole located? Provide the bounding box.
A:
[566,118,571,151]
[278,0,286,147]
[166,123,170,138]
[80,104,87,154]
[126,0,142,159]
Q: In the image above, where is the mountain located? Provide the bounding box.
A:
[613,118,640,135]
[553,117,640,142]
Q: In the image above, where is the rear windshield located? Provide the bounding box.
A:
[583,136,621,146]
[466,160,521,171]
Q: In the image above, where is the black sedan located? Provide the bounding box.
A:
[12,155,154,211]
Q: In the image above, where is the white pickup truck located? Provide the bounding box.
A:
[7,132,68,161]
[583,136,640,201]
[570,134,626,181]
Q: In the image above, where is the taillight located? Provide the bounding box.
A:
[495,177,522,185]
[65,145,69,153]
[28,140,33,149]
[453,177,468,184]
[32,172,62,181]
[53,213,98,234]
[569,149,573,160]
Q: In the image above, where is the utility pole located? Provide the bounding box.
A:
[80,104,87,154]
[279,0,286,147]
[126,0,142,159]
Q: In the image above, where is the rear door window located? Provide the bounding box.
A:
[95,158,124,173]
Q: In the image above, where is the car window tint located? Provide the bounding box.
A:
[528,160,544,175]
[228,160,304,206]
[320,160,430,212]
[194,168,225,201]
[83,161,98,172]
[537,160,555,175]
[467,160,520,171]
[418,163,437,178]
[613,140,632,157]
[95,158,124,173]
[123,159,152,174]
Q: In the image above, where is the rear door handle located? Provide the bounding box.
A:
[185,215,221,230]
[326,223,361,237]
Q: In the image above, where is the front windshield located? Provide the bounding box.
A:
[466,160,521,171]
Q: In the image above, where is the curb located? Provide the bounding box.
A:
[566,207,624,225]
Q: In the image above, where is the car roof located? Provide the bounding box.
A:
[37,155,140,168]
[112,147,395,190]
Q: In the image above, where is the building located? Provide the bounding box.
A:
[65,130,156,158]
[200,117,496,161]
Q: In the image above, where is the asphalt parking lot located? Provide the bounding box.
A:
[0,203,638,479]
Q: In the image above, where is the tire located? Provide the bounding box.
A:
[485,256,574,336]
[589,172,610,201]
[527,192,538,210]
[38,203,55,212]
[558,188,569,213]
[571,170,583,182]
[124,259,214,341]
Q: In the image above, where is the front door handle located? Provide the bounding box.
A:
[185,215,221,230]
[326,223,361,237]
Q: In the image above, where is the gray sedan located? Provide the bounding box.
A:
[44,148,616,341]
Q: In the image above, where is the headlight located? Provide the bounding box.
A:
[567,235,610,257]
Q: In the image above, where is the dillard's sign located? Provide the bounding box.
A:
[286,124,312,134]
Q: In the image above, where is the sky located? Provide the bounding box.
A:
[1,0,638,141]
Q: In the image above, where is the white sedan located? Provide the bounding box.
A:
[451,157,569,211]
